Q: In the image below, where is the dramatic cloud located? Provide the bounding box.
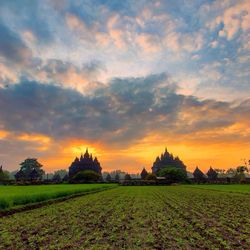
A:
[0,75,249,144]
[33,59,105,93]
[0,23,32,65]
[0,0,249,98]
[0,0,249,172]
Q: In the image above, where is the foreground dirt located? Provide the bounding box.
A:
[0,186,249,250]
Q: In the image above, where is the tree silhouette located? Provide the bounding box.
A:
[115,173,120,182]
[15,158,44,181]
[145,173,157,181]
[106,173,111,182]
[124,174,131,180]
[0,166,9,181]
[62,174,69,182]
[52,173,61,182]
[53,169,68,179]
[158,167,187,183]
[235,166,248,183]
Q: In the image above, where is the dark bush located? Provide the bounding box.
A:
[158,167,187,183]
[145,173,157,181]
[72,170,101,183]
[124,174,131,180]
[105,174,111,182]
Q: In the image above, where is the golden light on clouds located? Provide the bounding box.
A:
[0,130,9,139]
[70,145,98,156]
[17,133,51,151]
[1,122,249,173]
[60,138,104,156]
[37,138,106,172]
[41,119,250,173]
[17,133,51,144]
[1,130,52,146]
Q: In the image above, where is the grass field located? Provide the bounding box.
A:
[1,185,249,249]
[187,184,250,194]
[0,184,117,210]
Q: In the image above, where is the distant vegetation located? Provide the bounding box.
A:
[145,173,157,180]
[0,166,9,181]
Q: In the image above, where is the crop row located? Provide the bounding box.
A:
[152,187,250,249]
[0,186,249,249]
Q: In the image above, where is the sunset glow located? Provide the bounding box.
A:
[0,0,249,174]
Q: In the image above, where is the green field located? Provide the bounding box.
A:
[187,184,250,194]
[1,185,249,249]
[0,184,117,210]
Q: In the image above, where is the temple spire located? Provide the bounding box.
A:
[152,147,186,174]
[69,148,102,178]
[80,153,83,161]
[84,147,90,158]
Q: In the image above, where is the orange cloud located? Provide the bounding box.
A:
[0,63,18,85]
[136,33,160,53]
[16,133,52,151]
[38,138,105,172]
[113,131,250,173]
[66,13,87,31]
[95,32,110,46]
[1,128,249,174]
[22,30,36,43]
[163,31,204,53]
[109,29,125,49]
[106,14,127,49]
[0,130,9,139]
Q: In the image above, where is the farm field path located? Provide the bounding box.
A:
[0,186,250,250]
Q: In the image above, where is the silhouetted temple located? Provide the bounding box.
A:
[152,148,186,174]
[69,148,102,177]
[193,166,206,182]
[140,168,148,179]
[207,167,218,180]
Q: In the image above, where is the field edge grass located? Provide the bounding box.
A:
[0,184,117,216]
[185,184,250,194]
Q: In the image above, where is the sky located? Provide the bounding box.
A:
[0,0,249,173]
